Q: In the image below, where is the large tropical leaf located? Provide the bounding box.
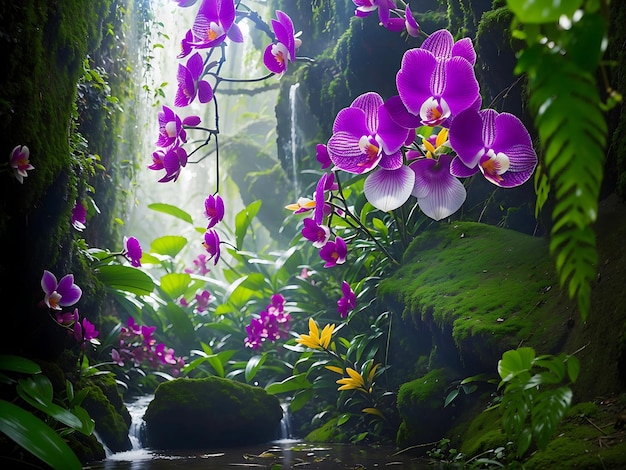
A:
[148,203,193,224]
[0,399,82,470]
[95,264,155,295]
[150,235,188,258]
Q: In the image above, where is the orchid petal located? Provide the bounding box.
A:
[364,166,415,212]
[410,155,466,220]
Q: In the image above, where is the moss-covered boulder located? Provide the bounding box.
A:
[396,368,456,449]
[79,374,131,453]
[143,377,283,449]
[379,221,572,374]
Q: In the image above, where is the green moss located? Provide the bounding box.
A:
[79,378,131,453]
[458,407,506,456]
[396,369,456,447]
[567,402,599,419]
[379,222,570,370]
[144,377,283,449]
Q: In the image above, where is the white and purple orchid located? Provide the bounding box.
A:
[327,92,413,211]
[41,270,82,311]
[395,29,480,128]
[179,0,243,58]
[449,108,537,188]
[263,10,302,76]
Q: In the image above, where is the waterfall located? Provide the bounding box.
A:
[289,82,301,196]
[276,400,297,443]
[126,395,153,450]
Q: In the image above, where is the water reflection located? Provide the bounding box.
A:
[87,440,430,469]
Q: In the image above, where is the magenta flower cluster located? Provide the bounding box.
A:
[111,317,185,376]
[244,294,292,350]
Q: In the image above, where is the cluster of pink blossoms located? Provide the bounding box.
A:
[244,294,292,350]
[111,317,185,376]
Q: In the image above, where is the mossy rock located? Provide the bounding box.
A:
[396,368,456,448]
[379,222,572,372]
[79,376,131,453]
[457,406,506,457]
[143,377,283,449]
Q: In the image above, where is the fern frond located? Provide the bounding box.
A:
[518,45,606,319]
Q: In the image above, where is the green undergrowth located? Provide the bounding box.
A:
[379,221,572,369]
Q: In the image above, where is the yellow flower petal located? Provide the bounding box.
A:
[362,407,385,418]
[325,365,344,375]
[435,128,449,149]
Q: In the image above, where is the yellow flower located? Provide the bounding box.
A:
[285,197,316,212]
[296,318,335,350]
[335,363,380,394]
[421,127,449,159]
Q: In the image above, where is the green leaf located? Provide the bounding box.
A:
[531,386,572,451]
[222,273,266,308]
[0,355,41,375]
[245,354,267,383]
[498,347,536,383]
[444,389,459,408]
[0,399,82,470]
[566,355,580,383]
[96,265,154,295]
[148,203,193,224]
[159,273,191,300]
[235,200,262,249]
[290,389,313,412]
[265,374,311,395]
[337,413,351,426]
[150,235,187,258]
[162,302,196,347]
[506,0,583,23]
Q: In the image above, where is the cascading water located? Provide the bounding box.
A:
[126,395,153,450]
[277,400,296,442]
[289,82,301,196]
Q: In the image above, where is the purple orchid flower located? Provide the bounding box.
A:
[204,193,224,228]
[316,143,332,169]
[203,229,221,265]
[55,308,79,327]
[172,0,198,7]
[302,217,331,248]
[353,0,396,26]
[313,172,337,224]
[174,52,214,107]
[448,108,537,187]
[327,92,413,211]
[404,5,420,37]
[195,290,211,312]
[71,200,87,231]
[155,105,200,148]
[78,318,99,343]
[10,145,34,184]
[337,281,356,318]
[395,29,480,127]
[182,0,243,57]
[124,236,143,267]
[159,144,188,183]
[263,10,301,76]
[409,154,466,221]
[41,270,82,310]
[319,236,347,268]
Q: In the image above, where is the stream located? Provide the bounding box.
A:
[85,396,431,469]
